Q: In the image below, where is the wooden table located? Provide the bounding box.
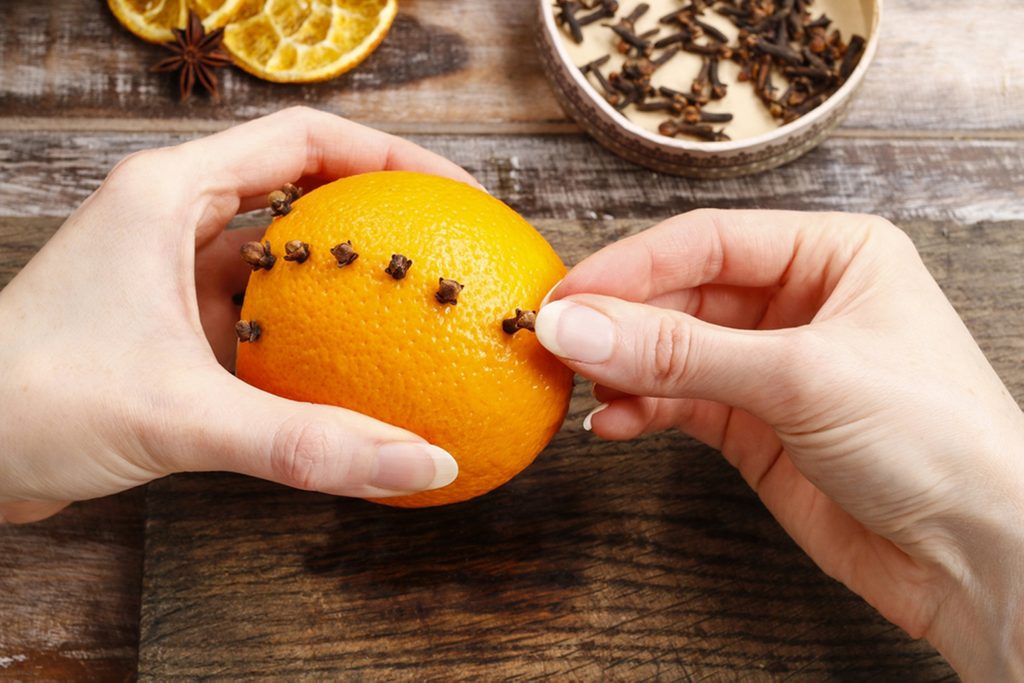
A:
[1,1,1021,679]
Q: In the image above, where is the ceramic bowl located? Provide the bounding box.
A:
[536,0,882,178]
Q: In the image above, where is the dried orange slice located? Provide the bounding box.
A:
[189,0,249,28]
[220,0,399,83]
[107,0,247,43]
[108,0,189,43]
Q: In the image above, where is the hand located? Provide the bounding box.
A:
[0,107,472,525]
[535,210,1024,679]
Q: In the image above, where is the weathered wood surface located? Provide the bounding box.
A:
[2,133,1023,222]
[0,0,1021,132]
[0,488,144,681]
[1,0,1021,678]
[133,216,1018,680]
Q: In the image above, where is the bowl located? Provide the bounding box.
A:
[536,0,882,178]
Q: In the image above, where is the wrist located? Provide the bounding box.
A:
[925,460,1024,681]
[927,570,1024,681]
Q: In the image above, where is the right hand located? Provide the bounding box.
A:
[535,210,1024,680]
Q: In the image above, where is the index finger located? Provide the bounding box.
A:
[550,209,872,302]
[178,107,481,235]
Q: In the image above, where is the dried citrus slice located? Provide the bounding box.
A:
[189,0,249,28]
[108,0,189,43]
[220,0,398,83]
[107,0,246,43]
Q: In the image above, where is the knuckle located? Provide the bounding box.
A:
[105,149,160,182]
[269,418,340,492]
[864,215,918,254]
[276,105,322,127]
[649,314,693,388]
[282,104,315,117]
[101,148,180,199]
[686,207,726,226]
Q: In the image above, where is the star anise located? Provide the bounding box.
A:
[150,11,233,102]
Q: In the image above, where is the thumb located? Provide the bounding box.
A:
[535,295,800,417]
[163,372,459,498]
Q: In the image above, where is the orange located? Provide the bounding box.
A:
[236,172,574,507]
[220,0,398,83]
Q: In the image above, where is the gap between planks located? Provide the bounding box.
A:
[2,117,1023,141]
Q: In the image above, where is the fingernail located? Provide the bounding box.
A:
[540,278,564,309]
[535,300,615,363]
[373,443,459,492]
[583,403,609,431]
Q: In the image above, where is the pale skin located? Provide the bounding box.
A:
[534,210,1024,680]
[0,108,469,524]
[1,110,1020,678]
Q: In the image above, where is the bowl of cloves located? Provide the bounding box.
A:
[537,0,881,178]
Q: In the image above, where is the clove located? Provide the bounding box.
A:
[330,240,358,267]
[268,190,291,217]
[435,278,464,305]
[283,240,310,263]
[555,0,585,43]
[658,119,730,142]
[385,254,412,280]
[240,241,276,271]
[502,309,537,335]
[235,320,261,343]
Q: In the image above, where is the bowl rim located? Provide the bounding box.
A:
[539,0,883,152]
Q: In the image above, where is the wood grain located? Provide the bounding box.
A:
[136,217,1023,680]
[0,217,58,285]
[0,0,1021,132]
[0,489,145,681]
[1,132,1022,223]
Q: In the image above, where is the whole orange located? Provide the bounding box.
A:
[236,171,573,507]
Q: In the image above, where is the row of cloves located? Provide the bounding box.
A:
[233,187,537,343]
[241,238,424,283]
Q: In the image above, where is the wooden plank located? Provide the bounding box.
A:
[136,216,1023,679]
[0,0,1021,132]
[1,132,1022,224]
[0,217,146,681]
[0,489,145,681]
[0,217,58,285]
[136,467,952,680]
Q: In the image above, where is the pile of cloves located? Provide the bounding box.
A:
[235,185,538,343]
[557,0,866,141]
